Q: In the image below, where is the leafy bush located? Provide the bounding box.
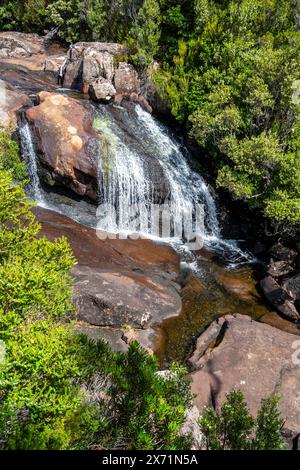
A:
[199,389,286,450]
[0,128,26,180]
[77,338,193,450]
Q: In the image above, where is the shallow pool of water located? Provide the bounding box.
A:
[155,256,300,367]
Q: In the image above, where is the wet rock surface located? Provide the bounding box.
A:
[260,276,299,321]
[33,207,181,352]
[189,313,300,436]
[215,271,259,303]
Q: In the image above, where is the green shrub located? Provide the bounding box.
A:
[0,128,26,180]
[199,390,286,450]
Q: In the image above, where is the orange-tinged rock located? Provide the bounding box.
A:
[26,92,99,199]
[33,207,181,352]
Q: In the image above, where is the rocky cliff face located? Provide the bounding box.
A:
[61,41,152,111]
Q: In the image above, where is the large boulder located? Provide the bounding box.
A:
[63,42,127,92]
[61,42,149,108]
[269,242,297,263]
[0,32,44,59]
[82,49,115,93]
[260,241,300,325]
[114,62,140,95]
[89,77,116,102]
[189,313,300,437]
[267,260,294,278]
[283,274,300,302]
[0,79,29,128]
[215,271,259,303]
[260,276,299,321]
[34,207,182,352]
[26,92,99,199]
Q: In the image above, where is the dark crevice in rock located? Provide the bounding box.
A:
[213,319,229,349]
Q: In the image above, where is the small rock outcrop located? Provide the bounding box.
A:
[114,62,140,95]
[261,242,300,323]
[0,79,29,128]
[62,42,127,94]
[88,77,116,102]
[0,32,44,59]
[62,41,151,110]
[189,313,300,438]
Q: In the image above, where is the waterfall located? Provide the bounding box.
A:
[19,116,44,204]
[95,104,221,245]
[58,57,68,86]
[18,100,253,264]
[94,104,253,263]
[95,115,152,234]
[134,105,221,240]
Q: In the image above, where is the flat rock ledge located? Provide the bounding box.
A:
[34,207,182,353]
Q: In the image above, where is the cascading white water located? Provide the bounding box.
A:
[95,116,152,234]
[95,104,221,242]
[134,105,221,240]
[95,104,253,263]
[19,118,44,204]
[18,101,253,264]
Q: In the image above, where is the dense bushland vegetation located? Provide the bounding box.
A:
[0,1,295,450]
[0,1,299,226]
[155,0,300,227]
